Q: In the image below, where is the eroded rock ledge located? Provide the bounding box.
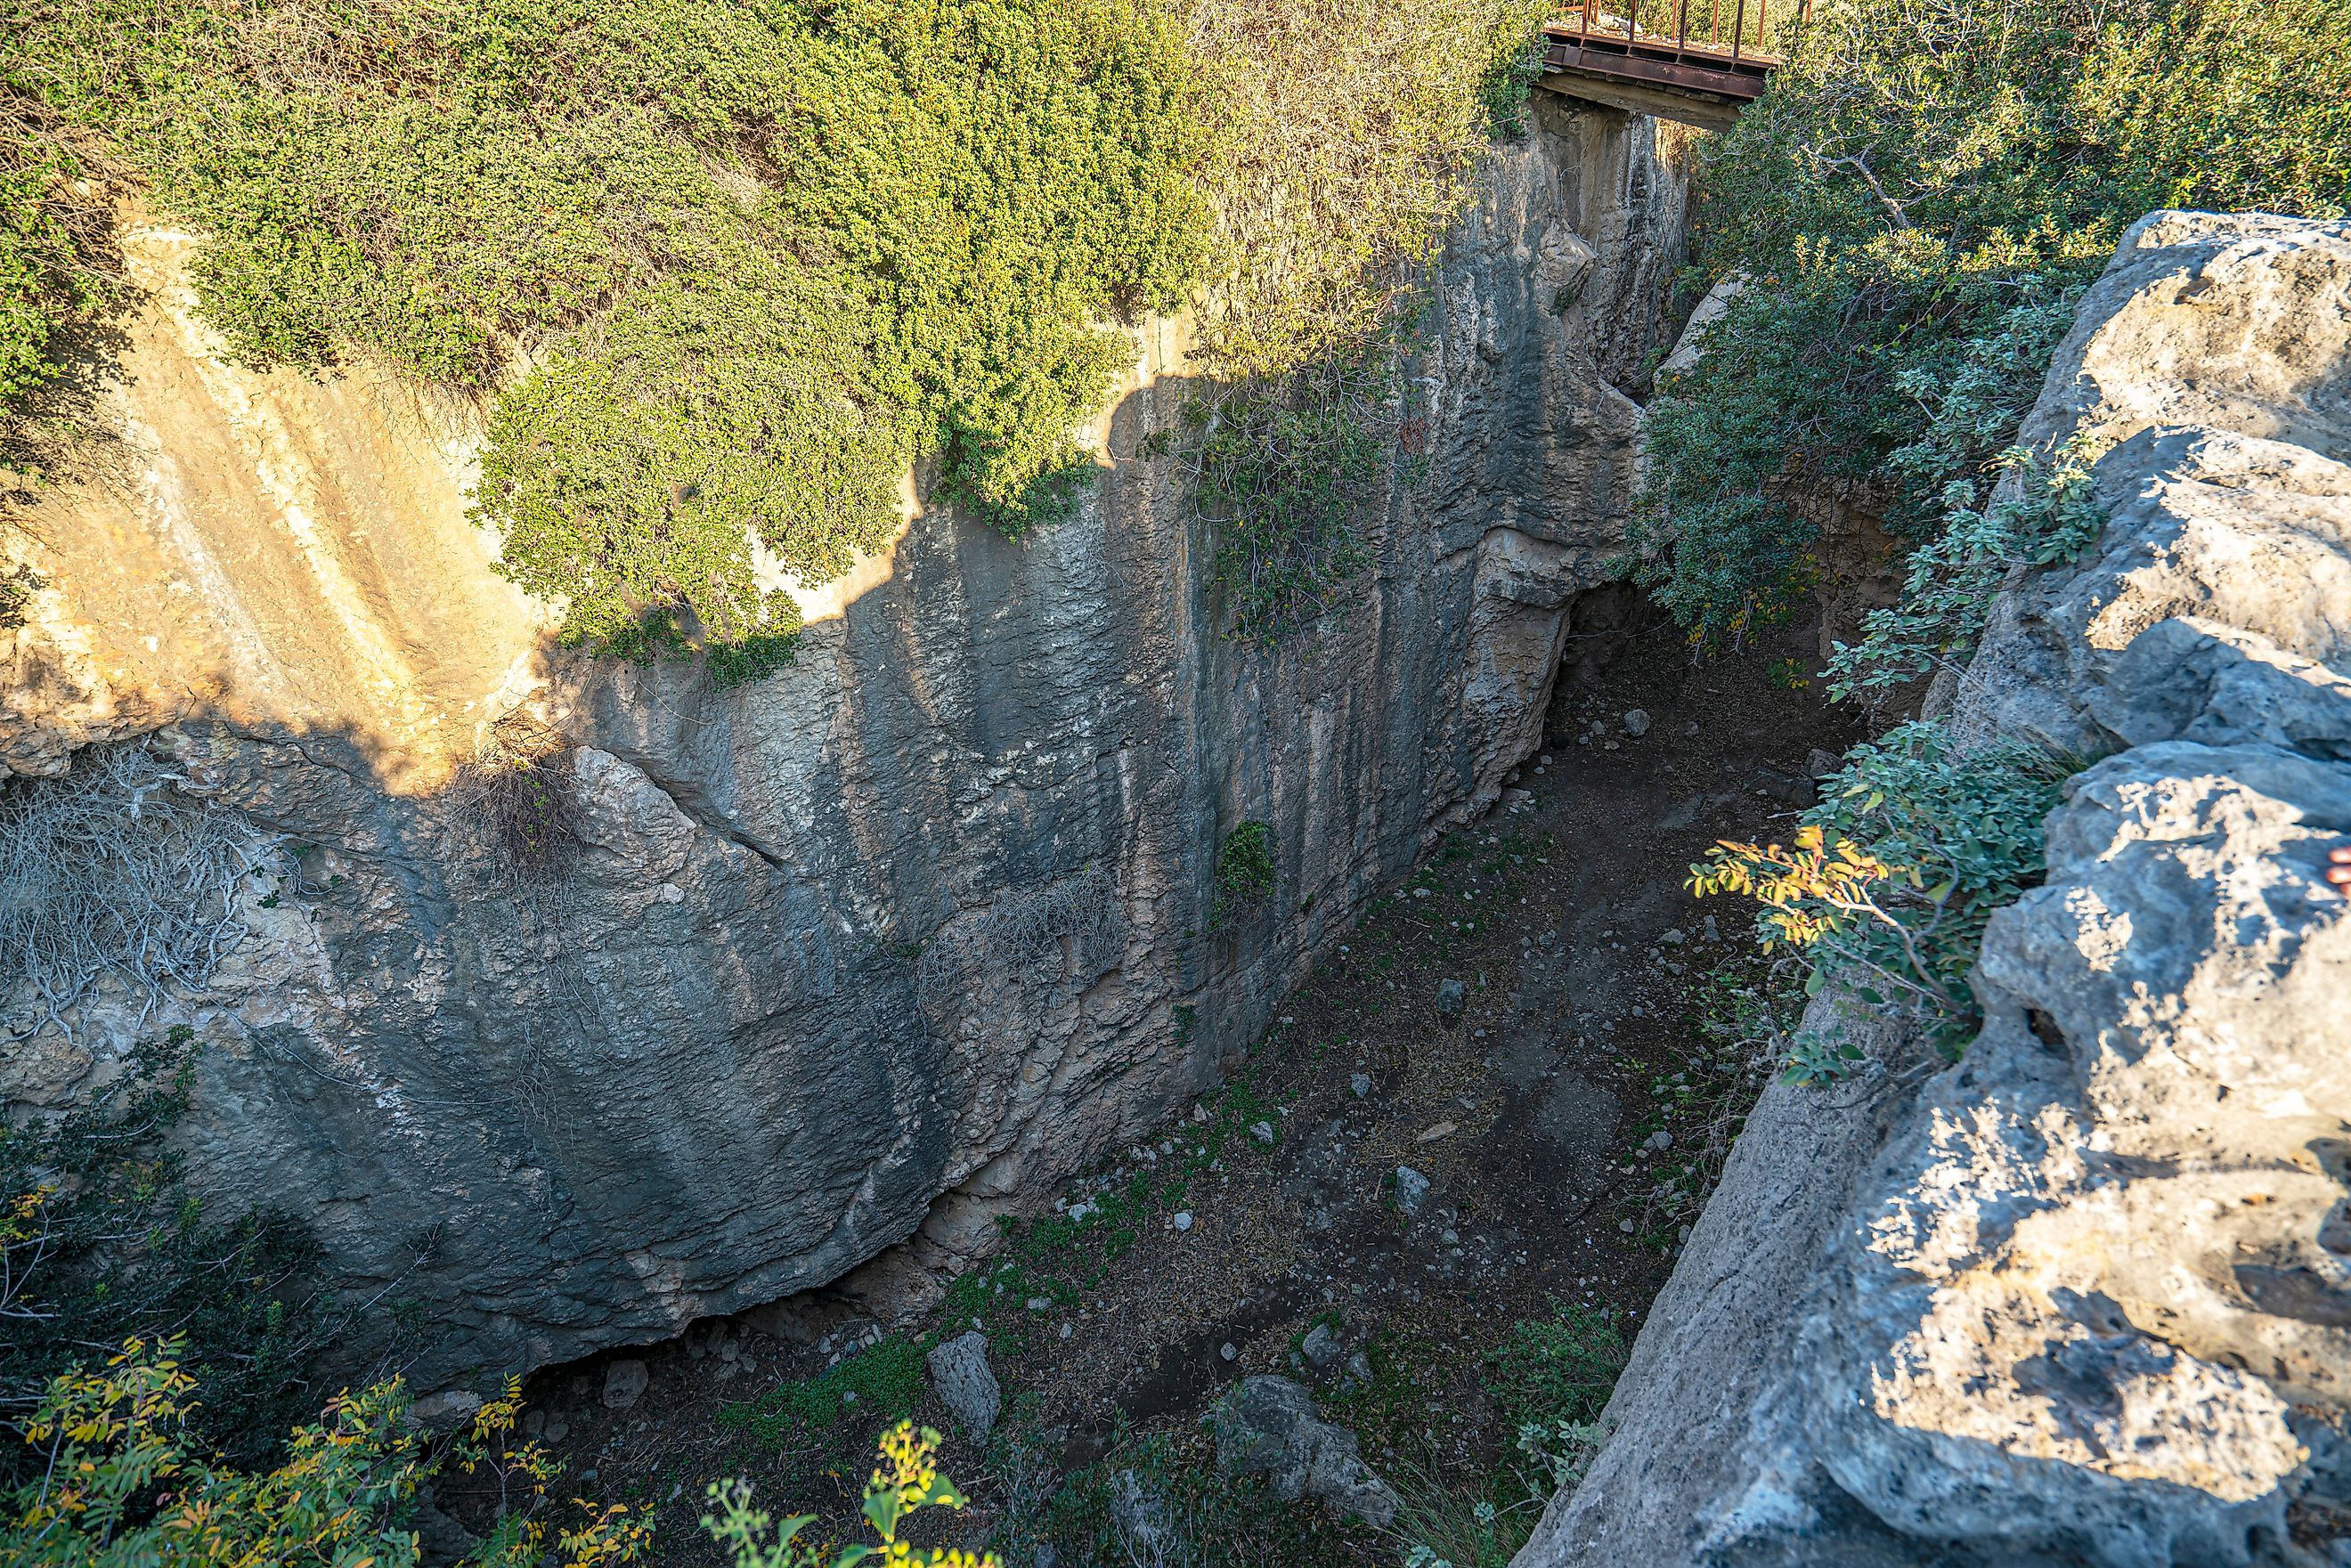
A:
[1523,212,2351,1567]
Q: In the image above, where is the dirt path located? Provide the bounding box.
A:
[470,613,1860,1566]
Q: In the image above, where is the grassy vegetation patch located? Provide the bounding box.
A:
[1482,1304,1626,1434]
[718,1336,927,1456]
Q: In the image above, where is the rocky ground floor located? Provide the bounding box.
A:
[445,610,1863,1567]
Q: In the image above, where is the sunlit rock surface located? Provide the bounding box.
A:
[1521,212,2351,1567]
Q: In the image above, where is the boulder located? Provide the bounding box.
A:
[599,1359,647,1411]
[1211,1375,1400,1529]
[926,1330,1002,1442]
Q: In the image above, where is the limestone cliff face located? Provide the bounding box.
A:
[0,97,1690,1387]
[1520,212,2351,1568]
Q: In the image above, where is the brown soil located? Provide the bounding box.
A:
[453,611,1862,1565]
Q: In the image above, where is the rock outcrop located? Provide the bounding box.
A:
[1212,1375,1403,1529]
[0,96,1692,1389]
[1520,211,2351,1567]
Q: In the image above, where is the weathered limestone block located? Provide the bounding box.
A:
[1807,744,2349,1565]
[1520,211,2351,1568]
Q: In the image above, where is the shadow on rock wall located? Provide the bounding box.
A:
[1,95,1693,1393]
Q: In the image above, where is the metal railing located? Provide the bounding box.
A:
[1549,0,1809,67]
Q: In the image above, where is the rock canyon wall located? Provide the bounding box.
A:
[1521,211,2351,1568]
[0,95,1694,1390]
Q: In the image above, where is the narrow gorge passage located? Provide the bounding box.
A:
[478,606,1863,1563]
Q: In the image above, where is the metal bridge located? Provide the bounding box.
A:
[1540,0,1807,130]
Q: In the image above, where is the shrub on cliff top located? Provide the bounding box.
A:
[8,0,1206,668]
[1176,0,1552,642]
[9,0,1565,662]
[1184,0,1553,378]
[1637,0,2351,646]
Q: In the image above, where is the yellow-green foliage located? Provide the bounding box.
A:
[702,1421,996,1568]
[1688,723,2068,1070]
[477,248,905,667]
[4,1339,650,1566]
[0,138,102,412]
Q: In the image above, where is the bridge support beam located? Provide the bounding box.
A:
[1537,71,1743,132]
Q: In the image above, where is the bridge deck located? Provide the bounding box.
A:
[1541,6,1794,105]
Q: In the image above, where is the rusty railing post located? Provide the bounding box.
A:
[1729,0,1745,60]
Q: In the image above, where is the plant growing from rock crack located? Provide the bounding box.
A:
[1689,723,2069,1066]
[1209,821,1277,930]
[1180,355,1387,645]
[460,712,582,887]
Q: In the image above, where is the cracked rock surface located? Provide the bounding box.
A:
[1521,212,2351,1567]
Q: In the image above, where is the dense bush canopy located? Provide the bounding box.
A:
[7,0,1207,670]
[2,0,1565,664]
[1638,0,2351,645]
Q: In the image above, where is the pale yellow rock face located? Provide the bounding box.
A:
[4,223,543,788]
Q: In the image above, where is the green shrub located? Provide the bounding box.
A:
[1184,0,1551,377]
[1482,1303,1627,1433]
[0,1028,342,1483]
[0,138,107,416]
[1188,360,1385,644]
[1690,722,2070,1065]
[6,1344,651,1565]
[474,248,907,669]
[1824,435,2105,702]
[717,1335,926,1453]
[10,0,1206,668]
[1636,0,2351,646]
[1175,0,1552,645]
[1209,819,1277,929]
